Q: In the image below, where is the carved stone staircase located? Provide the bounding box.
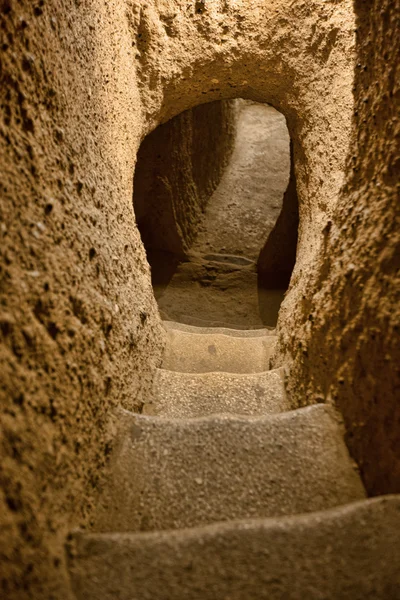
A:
[67,321,400,599]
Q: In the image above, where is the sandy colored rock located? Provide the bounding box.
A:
[258,141,299,288]
[69,496,400,600]
[154,102,292,329]
[1,0,398,597]
[93,405,365,533]
[155,256,267,329]
[274,0,400,496]
[163,320,275,337]
[194,101,290,259]
[70,314,397,599]
[162,327,276,373]
[144,367,290,418]
[133,100,236,258]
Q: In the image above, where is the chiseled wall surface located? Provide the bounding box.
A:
[133,100,236,258]
[0,2,165,598]
[0,0,356,598]
[282,0,400,496]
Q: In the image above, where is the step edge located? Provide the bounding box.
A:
[69,495,400,546]
[154,366,286,379]
[163,321,276,338]
[118,403,340,427]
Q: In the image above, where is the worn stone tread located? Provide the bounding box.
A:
[162,328,276,373]
[156,261,265,329]
[144,367,290,417]
[93,405,365,533]
[166,315,264,330]
[163,320,275,337]
[68,496,400,600]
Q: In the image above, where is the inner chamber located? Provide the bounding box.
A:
[133,99,299,329]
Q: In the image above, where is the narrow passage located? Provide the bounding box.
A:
[155,101,292,329]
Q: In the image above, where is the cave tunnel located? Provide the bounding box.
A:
[133,99,299,329]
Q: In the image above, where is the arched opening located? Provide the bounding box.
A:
[133,99,299,329]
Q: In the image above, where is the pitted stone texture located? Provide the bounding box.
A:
[94,406,365,533]
[144,368,290,418]
[1,0,359,593]
[69,496,400,600]
[162,328,276,373]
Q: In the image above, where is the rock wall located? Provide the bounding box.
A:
[0,2,164,598]
[0,0,358,598]
[133,100,236,261]
[281,0,400,496]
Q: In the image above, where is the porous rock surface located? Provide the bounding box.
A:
[3,0,398,598]
[276,0,400,496]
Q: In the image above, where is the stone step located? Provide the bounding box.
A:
[143,367,290,418]
[201,252,255,267]
[163,320,275,337]
[162,327,276,373]
[160,312,270,330]
[155,259,267,329]
[93,405,365,533]
[68,496,400,600]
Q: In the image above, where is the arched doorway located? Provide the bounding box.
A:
[133,99,298,328]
